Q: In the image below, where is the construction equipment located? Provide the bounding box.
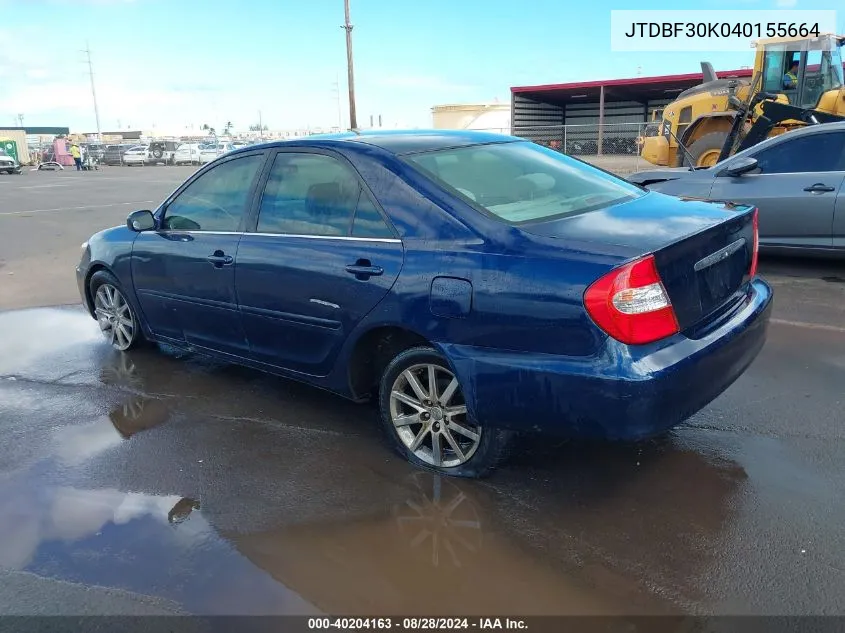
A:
[641,33,845,168]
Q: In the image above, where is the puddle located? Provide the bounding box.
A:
[0,472,317,615]
[0,307,761,615]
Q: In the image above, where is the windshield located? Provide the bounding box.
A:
[405,141,643,224]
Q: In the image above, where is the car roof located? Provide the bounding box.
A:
[239,129,519,156]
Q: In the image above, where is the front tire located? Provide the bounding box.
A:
[378,347,512,478]
[89,271,144,351]
[683,131,730,168]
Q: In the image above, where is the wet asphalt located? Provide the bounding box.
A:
[1,167,844,616]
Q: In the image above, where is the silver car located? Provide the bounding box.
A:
[628,122,845,257]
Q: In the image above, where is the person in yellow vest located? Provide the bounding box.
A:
[70,143,82,170]
[783,60,799,90]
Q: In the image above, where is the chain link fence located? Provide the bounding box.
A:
[477,122,663,175]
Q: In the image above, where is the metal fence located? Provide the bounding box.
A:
[476,122,662,175]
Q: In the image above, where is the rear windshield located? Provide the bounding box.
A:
[405,141,644,224]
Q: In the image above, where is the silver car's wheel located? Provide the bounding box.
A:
[389,362,481,468]
[93,283,136,351]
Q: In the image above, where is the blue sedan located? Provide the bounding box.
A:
[77,130,773,478]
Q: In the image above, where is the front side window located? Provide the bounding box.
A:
[162,154,264,231]
[256,153,361,236]
[405,141,644,224]
[752,132,845,174]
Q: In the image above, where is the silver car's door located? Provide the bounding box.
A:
[709,130,845,250]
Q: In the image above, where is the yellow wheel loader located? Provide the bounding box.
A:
[640,33,845,168]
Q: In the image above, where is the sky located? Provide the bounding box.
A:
[0,0,842,133]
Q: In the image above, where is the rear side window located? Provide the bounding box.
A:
[256,153,394,238]
[352,193,394,238]
[753,132,845,173]
[405,141,643,224]
[256,153,360,236]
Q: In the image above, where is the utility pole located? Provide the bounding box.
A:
[341,0,357,129]
[82,43,103,144]
[258,110,263,134]
[17,114,23,127]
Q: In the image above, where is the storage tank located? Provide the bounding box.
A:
[431,103,511,134]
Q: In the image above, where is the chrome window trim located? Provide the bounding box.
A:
[156,229,401,243]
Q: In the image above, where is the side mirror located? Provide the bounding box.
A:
[718,157,758,178]
[127,209,155,232]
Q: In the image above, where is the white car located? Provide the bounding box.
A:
[122,145,148,166]
[199,142,234,164]
[173,143,203,165]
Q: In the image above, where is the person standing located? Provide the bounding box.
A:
[70,143,82,170]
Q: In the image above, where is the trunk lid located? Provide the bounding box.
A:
[522,191,757,332]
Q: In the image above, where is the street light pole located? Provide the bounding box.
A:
[342,0,357,130]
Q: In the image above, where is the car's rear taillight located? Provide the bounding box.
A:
[584,254,680,346]
[749,208,759,278]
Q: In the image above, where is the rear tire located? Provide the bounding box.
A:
[683,131,730,168]
[378,347,512,478]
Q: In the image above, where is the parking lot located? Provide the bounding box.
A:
[1,166,844,615]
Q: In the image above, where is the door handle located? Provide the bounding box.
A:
[345,260,383,279]
[803,183,836,193]
[207,251,234,267]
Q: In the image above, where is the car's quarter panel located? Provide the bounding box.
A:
[325,231,639,396]
[235,235,403,375]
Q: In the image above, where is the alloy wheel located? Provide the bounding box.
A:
[389,363,481,468]
[93,284,135,351]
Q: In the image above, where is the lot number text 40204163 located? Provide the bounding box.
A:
[307,617,528,630]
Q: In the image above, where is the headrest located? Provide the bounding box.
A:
[306,182,342,207]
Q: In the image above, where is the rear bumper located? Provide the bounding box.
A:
[441,278,773,440]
